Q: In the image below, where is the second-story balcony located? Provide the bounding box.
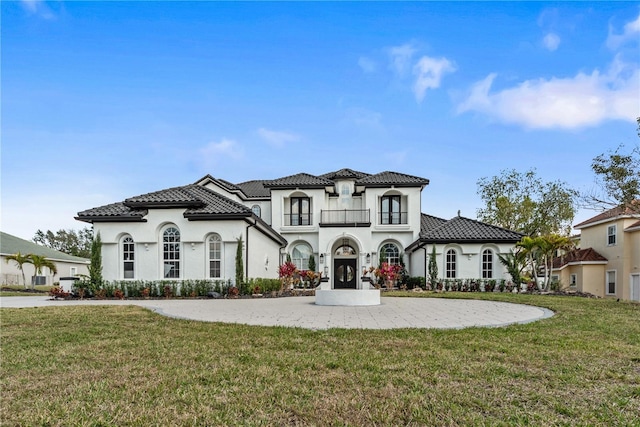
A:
[320,209,371,227]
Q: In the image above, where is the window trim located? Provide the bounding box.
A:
[607,224,617,246]
[605,270,616,295]
[481,249,493,279]
[162,226,181,279]
[570,273,577,287]
[251,205,261,218]
[122,235,135,279]
[445,249,457,279]
[208,234,222,279]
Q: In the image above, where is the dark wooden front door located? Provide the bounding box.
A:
[334,259,357,289]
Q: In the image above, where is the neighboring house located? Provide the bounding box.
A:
[406,213,524,281]
[1,231,90,286]
[76,169,523,289]
[552,204,640,301]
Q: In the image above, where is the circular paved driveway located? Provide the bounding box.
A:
[1,295,553,330]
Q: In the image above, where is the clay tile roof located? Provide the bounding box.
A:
[420,213,448,234]
[420,216,524,242]
[124,186,204,208]
[236,180,271,198]
[575,201,640,228]
[320,168,371,180]
[263,172,334,188]
[552,248,607,269]
[356,171,429,187]
[76,202,148,222]
[182,185,252,217]
[77,185,253,222]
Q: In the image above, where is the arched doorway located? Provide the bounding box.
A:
[333,237,358,289]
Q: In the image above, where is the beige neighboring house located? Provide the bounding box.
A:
[552,204,640,301]
[1,231,90,286]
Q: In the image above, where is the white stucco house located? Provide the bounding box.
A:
[76,169,523,289]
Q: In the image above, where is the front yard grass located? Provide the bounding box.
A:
[0,284,53,297]
[1,293,639,426]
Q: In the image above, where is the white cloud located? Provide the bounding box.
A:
[457,58,639,129]
[20,0,55,19]
[412,56,456,102]
[358,56,376,73]
[543,33,561,51]
[199,138,243,167]
[257,128,300,148]
[607,13,640,50]
[388,43,417,76]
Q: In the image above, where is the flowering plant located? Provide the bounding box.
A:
[376,262,402,282]
[278,261,299,291]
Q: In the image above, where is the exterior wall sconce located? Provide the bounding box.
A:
[366,253,371,264]
[319,253,324,264]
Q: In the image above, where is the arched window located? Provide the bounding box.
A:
[446,249,456,278]
[380,243,400,265]
[482,249,493,279]
[251,205,261,218]
[163,226,180,278]
[208,234,222,278]
[291,243,312,270]
[122,236,135,279]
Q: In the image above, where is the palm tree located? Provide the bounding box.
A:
[27,254,57,289]
[516,236,542,287]
[5,252,31,288]
[537,234,574,291]
[497,249,527,290]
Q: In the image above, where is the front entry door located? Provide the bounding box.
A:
[334,259,357,289]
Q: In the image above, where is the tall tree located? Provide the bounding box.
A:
[5,252,31,289]
[33,227,93,258]
[235,235,244,288]
[27,254,57,289]
[88,232,103,289]
[477,168,578,236]
[428,245,438,289]
[583,127,640,214]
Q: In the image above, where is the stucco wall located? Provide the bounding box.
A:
[94,209,282,282]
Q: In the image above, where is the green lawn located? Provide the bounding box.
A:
[1,293,638,426]
[0,284,53,297]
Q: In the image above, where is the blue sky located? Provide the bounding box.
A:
[2,1,639,240]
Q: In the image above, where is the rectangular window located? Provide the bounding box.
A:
[570,274,577,287]
[381,195,402,224]
[607,225,616,245]
[290,197,311,226]
[70,267,78,276]
[209,261,221,278]
[124,262,134,279]
[606,270,616,295]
